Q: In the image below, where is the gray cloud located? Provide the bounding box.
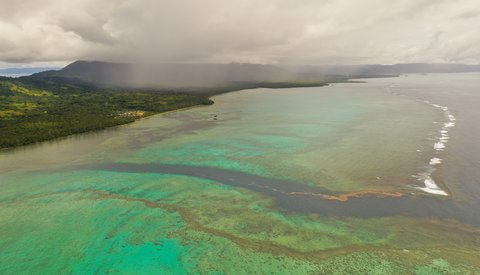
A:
[0,0,479,66]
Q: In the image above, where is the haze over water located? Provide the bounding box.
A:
[1,73,480,273]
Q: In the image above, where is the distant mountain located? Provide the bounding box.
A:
[32,61,298,88]
[293,63,480,77]
[29,61,480,88]
[0,67,60,76]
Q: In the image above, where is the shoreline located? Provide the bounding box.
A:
[0,82,334,151]
[0,103,207,152]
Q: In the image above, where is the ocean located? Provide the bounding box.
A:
[1,73,479,273]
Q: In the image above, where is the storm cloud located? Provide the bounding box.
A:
[1,0,480,66]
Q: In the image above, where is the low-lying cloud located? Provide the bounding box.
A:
[1,0,480,66]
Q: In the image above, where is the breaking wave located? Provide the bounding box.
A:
[416,99,456,196]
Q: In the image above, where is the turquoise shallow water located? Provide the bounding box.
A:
[1,172,189,273]
[122,85,439,192]
[1,75,480,273]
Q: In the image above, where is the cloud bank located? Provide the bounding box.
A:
[1,0,480,66]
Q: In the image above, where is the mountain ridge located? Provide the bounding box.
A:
[29,60,480,88]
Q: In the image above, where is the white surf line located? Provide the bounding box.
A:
[419,176,448,196]
[416,100,456,196]
[386,84,451,196]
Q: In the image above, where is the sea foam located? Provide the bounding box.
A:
[434,142,445,151]
[419,177,448,196]
[444,122,455,128]
[416,99,456,196]
[429,158,442,165]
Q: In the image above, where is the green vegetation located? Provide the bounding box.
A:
[0,75,334,149]
[0,77,213,148]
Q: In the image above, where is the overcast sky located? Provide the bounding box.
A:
[1,0,480,68]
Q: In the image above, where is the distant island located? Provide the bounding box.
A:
[0,67,61,77]
[2,60,480,149]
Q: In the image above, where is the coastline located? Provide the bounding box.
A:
[0,103,207,152]
[0,82,333,150]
